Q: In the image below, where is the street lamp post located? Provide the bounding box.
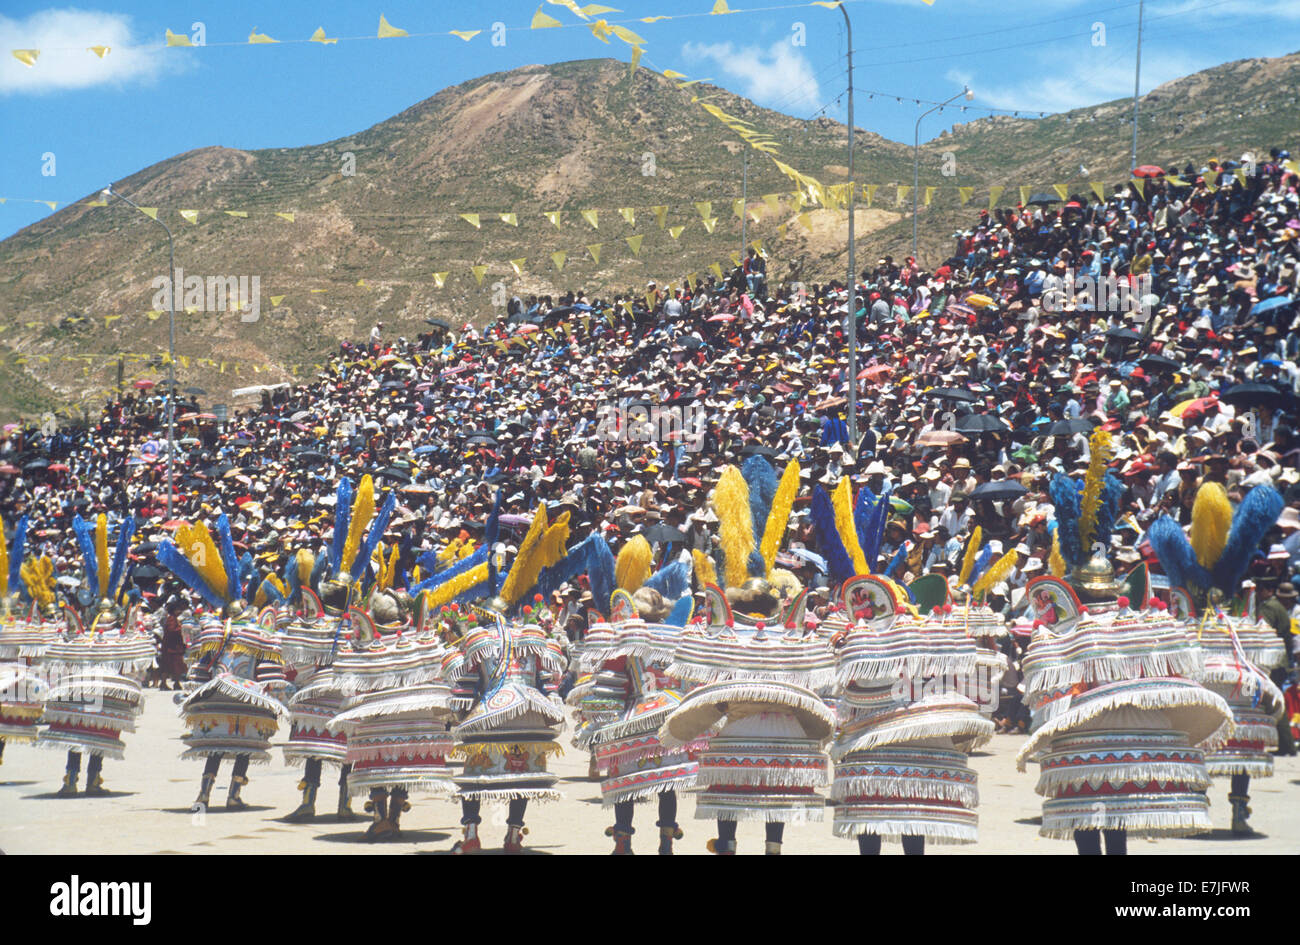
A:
[103,186,178,518]
[913,86,973,260]
[839,2,858,444]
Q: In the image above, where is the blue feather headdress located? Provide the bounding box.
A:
[742,455,778,547]
[811,485,855,586]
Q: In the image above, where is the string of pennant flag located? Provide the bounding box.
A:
[8,1,934,67]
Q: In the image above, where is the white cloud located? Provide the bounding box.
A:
[0,9,182,95]
[681,39,822,112]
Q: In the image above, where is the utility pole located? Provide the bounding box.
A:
[1130,0,1144,172]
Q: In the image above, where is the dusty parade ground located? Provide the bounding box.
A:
[1,688,1297,855]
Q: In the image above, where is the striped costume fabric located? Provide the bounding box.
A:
[38,628,153,762]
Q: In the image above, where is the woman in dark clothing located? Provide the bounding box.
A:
[157,597,188,691]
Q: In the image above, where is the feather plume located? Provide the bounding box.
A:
[811,485,856,586]
[414,545,488,595]
[742,455,778,547]
[341,475,375,577]
[973,550,1019,598]
[0,522,7,600]
[173,521,228,604]
[71,515,100,597]
[1149,515,1208,592]
[665,595,694,627]
[536,532,612,604]
[958,525,983,587]
[309,548,329,592]
[1190,482,1232,569]
[351,488,395,584]
[425,561,489,610]
[832,478,868,574]
[94,514,109,599]
[883,544,907,577]
[712,465,756,587]
[862,490,890,571]
[21,556,54,610]
[1048,474,1083,566]
[1093,473,1125,550]
[214,513,240,600]
[1211,484,1284,595]
[615,535,653,592]
[330,477,355,575]
[485,488,503,596]
[1078,428,1114,552]
[0,515,19,599]
[500,504,549,606]
[759,459,800,574]
[158,540,227,609]
[644,559,691,599]
[107,514,135,599]
[969,545,993,585]
[238,552,256,602]
[1049,527,1066,578]
[692,548,718,589]
[515,513,572,604]
[853,485,875,557]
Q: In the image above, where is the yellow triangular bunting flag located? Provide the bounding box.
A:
[732,198,745,219]
[248,28,277,44]
[276,211,295,222]
[1131,177,1145,199]
[701,216,718,233]
[988,186,1004,209]
[165,29,193,47]
[797,212,812,231]
[551,251,566,271]
[895,185,911,207]
[532,7,564,28]
[924,186,936,206]
[471,265,488,285]
[712,0,732,13]
[450,30,481,41]
[500,212,518,226]
[545,210,562,228]
[581,209,599,229]
[587,243,602,264]
[709,262,724,279]
[179,209,198,224]
[433,272,449,288]
[652,205,668,228]
[510,258,526,275]
[958,186,973,205]
[378,15,408,38]
[668,225,684,239]
[225,210,248,217]
[619,207,635,226]
[12,49,39,66]
[625,234,643,256]
[864,184,878,207]
[87,46,110,58]
[270,295,285,307]
[762,193,781,215]
[310,27,337,44]
[139,207,159,220]
[1090,181,1106,201]
[460,213,481,229]
[694,201,712,221]
[1053,183,1068,201]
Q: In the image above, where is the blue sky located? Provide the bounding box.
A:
[1,0,1296,240]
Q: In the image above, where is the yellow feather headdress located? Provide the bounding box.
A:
[972,550,1019,599]
[712,465,755,587]
[759,459,801,576]
[832,478,867,574]
[1190,482,1232,569]
[615,534,653,592]
[339,475,375,578]
[958,526,983,587]
[1078,427,1114,553]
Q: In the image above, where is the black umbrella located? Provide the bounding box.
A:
[1027,192,1060,205]
[425,318,451,330]
[954,414,1010,434]
[741,444,779,458]
[132,565,162,581]
[928,387,980,404]
[642,524,689,545]
[23,458,49,472]
[970,480,1028,501]
[1046,418,1095,436]
[295,450,329,466]
[465,434,498,446]
[547,305,577,319]
[381,380,406,391]
[184,386,207,395]
[1105,327,1143,342]
[376,467,412,483]
[1138,353,1182,372]
[1220,382,1296,411]
[678,336,704,350]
